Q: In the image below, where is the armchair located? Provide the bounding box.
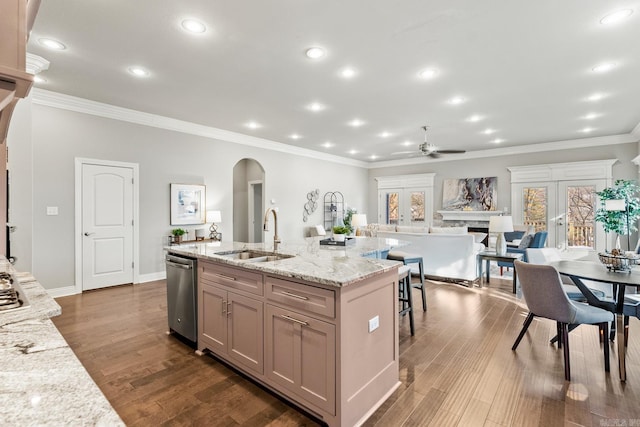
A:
[499,231,548,274]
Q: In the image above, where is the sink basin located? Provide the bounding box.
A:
[215,250,294,262]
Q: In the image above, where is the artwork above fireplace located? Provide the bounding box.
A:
[442,177,497,211]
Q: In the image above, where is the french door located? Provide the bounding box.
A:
[511,179,606,252]
[378,188,429,226]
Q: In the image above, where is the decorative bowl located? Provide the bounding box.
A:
[598,252,639,272]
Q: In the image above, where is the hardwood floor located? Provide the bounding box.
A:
[52,277,640,426]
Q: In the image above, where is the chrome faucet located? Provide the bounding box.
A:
[263,208,281,251]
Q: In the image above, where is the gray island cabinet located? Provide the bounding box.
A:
[172,238,402,427]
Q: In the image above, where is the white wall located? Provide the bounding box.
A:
[10,103,368,291]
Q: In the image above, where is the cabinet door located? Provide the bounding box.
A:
[265,304,336,414]
[227,292,264,375]
[199,283,227,353]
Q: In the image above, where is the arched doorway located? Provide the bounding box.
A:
[233,159,265,243]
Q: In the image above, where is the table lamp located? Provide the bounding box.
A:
[207,210,222,241]
[351,214,368,236]
[489,215,513,256]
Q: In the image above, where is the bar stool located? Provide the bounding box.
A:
[388,251,427,311]
[398,265,415,336]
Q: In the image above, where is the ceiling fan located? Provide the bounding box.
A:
[393,126,466,158]
[416,126,466,158]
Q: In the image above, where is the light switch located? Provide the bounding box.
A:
[368,315,380,333]
[46,206,59,216]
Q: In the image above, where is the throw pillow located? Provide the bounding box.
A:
[396,225,428,233]
[518,234,534,249]
[429,226,468,234]
[377,224,396,232]
[469,232,487,243]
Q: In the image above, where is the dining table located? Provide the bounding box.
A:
[548,259,640,381]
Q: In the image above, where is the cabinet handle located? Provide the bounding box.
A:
[215,273,237,281]
[280,314,308,326]
[222,300,226,314]
[226,301,232,316]
[280,291,309,301]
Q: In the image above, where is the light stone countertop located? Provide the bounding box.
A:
[0,260,125,426]
[166,236,407,287]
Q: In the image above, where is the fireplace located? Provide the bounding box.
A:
[468,226,489,246]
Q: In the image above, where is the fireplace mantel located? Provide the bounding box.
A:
[437,210,503,222]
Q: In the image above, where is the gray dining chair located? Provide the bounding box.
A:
[512,260,614,381]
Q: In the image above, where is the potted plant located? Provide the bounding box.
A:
[332,225,350,242]
[343,208,357,235]
[595,179,640,252]
[171,228,186,244]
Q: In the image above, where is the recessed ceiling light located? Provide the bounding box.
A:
[307,102,325,112]
[322,141,334,148]
[369,155,378,160]
[289,133,301,140]
[348,149,358,155]
[448,96,466,105]
[34,75,47,83]
[305,47,325,59]
[128,66,150,77]
[39,38,66,50]
[592,62,617,73]
[600,9,633,25]
[181,19,207,33]
[491,138,504,144]
[340,67,357,78]
[402,140,413,147]
[586,93,606,102]
[581,127,595,133]
[245,121,261,129]
[482,128,496,135]
[583,112,600,120]
[467,115,483,122]
[348,119,365,127]
[418,68,438,80]
[379,131,391,138]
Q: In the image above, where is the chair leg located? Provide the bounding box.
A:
[556,322,562,349]
[500,266,503,276]
[512,312,535,350]
[602,321,610,372]
[550,324,579,345]
[406,277,415,336]
[561,323,571,381]
[416,260,426,311]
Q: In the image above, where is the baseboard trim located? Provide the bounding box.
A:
[47,285,78,298]
[138,271,166,283]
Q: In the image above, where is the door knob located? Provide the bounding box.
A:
[84,232,94,236]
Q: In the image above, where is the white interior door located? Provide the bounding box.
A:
[82,163,134,290]
[248,180,263,243]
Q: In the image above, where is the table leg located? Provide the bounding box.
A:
[512,268,517,294]
[616,284,626,381]
[485,259,490,283]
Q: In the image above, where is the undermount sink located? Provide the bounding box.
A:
[215,250,294,263]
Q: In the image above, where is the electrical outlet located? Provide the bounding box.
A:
[46,206,59,216]
[368,315,380,333]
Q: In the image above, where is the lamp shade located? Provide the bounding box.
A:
[489,215,513,233]
[351,214,367,227]
[207,210,222,223]
[604,199,626,211]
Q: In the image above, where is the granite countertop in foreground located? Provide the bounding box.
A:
[0,261,124,426]
[167,236,406,287]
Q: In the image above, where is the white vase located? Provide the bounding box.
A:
[333,233,346,242]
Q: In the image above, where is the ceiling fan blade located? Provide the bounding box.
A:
[434,149,466,154]
[391,150,415,155]
[427,152,441,158]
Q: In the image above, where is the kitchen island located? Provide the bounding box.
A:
[0,258,124,426]
[167,237,404,427]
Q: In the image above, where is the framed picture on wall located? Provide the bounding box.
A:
[170,183,206,225]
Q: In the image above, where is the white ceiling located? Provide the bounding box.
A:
[26,1,640,163]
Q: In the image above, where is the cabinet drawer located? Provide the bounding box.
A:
[201,261,264,296]
[266,276,335,319]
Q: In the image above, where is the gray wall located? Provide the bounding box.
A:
[368,142,639,225]
[10,103,368,290]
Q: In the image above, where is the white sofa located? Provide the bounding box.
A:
[375,227,485,283]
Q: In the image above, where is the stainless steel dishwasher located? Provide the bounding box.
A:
[165,253,197,343]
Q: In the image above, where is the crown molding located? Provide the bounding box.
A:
[30,89,639,171]
[368,133,638,169]
[30,89,368,168]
